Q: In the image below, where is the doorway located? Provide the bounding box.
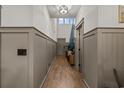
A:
[75,20,84,73]
[57,38,66,56]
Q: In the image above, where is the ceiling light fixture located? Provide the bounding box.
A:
[56,5,72,15]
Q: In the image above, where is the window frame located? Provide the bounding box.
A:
[58,18,75,25]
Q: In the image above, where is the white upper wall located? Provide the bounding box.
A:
[57,23,72,43]
[51,18,57,41]
[76,5,97,25]
[33,6,57,41]
[76,5,124,33]
[1,5,57,41]
[1,5,33,26]
[98,5,124,27]
[76,5,98,33]
[84,6,98,33]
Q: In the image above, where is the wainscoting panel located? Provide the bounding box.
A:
[0,27,57,88]
[83,28,124,88]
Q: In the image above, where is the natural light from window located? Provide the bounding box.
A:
[58,18,75,25]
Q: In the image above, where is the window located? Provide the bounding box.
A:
[59,18,64,24]
[58,18,75,25]
[69,18,74,24]
[64,18,70,24]
[73,19,76,24]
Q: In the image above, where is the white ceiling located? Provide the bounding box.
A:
[47,5,81,18]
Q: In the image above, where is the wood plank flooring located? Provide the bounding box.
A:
[42,56,86,88]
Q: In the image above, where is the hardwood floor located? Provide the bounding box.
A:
[42,56,87,88]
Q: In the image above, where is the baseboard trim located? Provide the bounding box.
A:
[83,79,90,88]
[40,57,56,88]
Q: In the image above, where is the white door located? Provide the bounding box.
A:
[1,33,28,88]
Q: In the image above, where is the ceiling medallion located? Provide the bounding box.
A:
[56,5,72,15]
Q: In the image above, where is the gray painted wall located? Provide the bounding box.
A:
[83,28,124,88]
[0,27,56,88]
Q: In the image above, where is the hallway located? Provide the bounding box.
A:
[0,5,124,88]
[42,56,86,88]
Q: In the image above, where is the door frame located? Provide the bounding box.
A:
[75,18,84,72]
